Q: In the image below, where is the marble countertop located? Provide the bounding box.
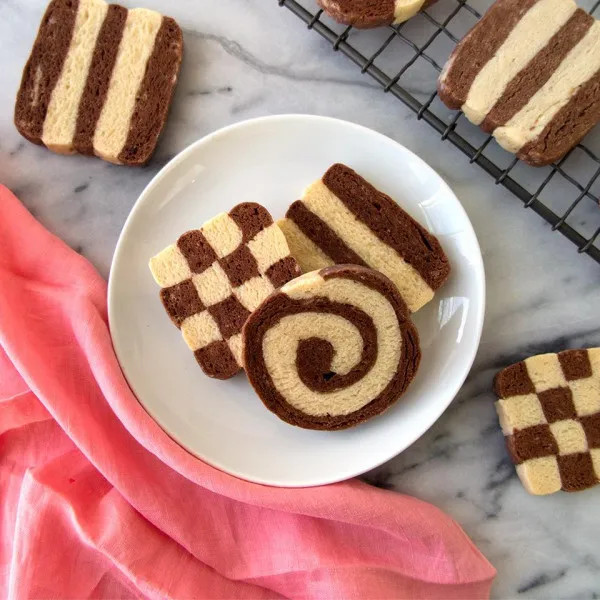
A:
[2,0,600,597]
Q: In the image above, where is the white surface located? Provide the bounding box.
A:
[4,0,600,594]
[108,115,485,486]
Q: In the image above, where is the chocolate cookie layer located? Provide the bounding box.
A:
[14,0,183,165]
[438,0,600,166]
[149,203,301,380]
[494,348,600,495]
[14,0,80,145]
[242,265,421,430]
[117,16,182,165]
[279,163,450,313]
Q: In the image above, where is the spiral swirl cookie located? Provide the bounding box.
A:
[317,0,438,28]
[242,265,421,430]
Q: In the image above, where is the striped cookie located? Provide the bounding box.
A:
[243,265,421,430]
[495,349,600,495]
[317,0,438,28]
[149,203,301,380]
[438,0,600,166]
[14,0,182,165]
[278,164,450,313]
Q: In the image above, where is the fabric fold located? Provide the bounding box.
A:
[0,184,495,599]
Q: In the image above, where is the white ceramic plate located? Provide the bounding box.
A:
[108,115,485,487]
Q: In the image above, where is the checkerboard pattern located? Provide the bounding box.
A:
[495,349,600,495]
[149,203,300,379]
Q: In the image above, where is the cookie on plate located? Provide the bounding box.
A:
[14,0,182,165]
[438,0,600,166]
[494,349,600,495]
[149,203,301,380]
[317,0,437,28]
[277,163,450,313]
[242,265,421,430]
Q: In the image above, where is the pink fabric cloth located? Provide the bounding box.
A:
[0,183,495,599]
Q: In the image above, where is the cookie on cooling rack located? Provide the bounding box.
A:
[242,265,421,430]
[149,203,301,380]
[438,0,600,166]
[277,163,450,313]
[317,0,438,28]
[14,0,182,165]
[494,348,600,495]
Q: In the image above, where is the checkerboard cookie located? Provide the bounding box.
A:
[438,0,600,166]
[494,349,600,495]
[14,0,182,165]
[317,0,437,28]
[149,203,301,380]
[277,164,450,313]
[243,265,421,430]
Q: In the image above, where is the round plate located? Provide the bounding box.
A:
[108,115,485,487]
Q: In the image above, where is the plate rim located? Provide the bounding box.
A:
[108,114,486,487]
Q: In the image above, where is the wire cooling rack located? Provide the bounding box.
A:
[277,0,600,264]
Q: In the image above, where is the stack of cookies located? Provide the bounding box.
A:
[150,164,451,430]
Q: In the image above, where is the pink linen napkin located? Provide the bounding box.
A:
[0,183,495,599]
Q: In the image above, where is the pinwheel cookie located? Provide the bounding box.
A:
[243,265,421,430]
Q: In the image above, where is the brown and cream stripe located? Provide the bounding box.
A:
[14,0,182,165]
[278,164,451,313]
[438,0,600,166]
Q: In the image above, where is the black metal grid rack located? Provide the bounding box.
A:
[277,0,600,264]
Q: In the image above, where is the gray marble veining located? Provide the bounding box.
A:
[1,1,600,597]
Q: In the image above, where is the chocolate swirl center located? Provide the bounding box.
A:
[294,300,377,392]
